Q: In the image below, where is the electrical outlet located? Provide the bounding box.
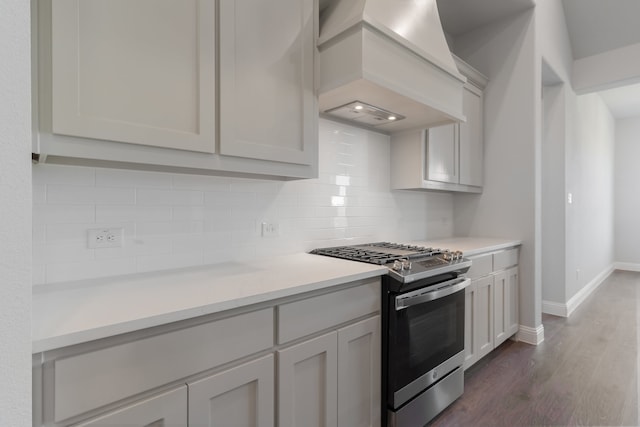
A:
[88,228,124,249]
[261,222,280,238]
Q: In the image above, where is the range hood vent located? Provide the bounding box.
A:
[325,101,406,127]
[318,0,466,133]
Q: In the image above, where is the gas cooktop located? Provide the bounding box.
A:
[310,242,471,283]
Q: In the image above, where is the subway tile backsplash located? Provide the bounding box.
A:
[32,119,454,285]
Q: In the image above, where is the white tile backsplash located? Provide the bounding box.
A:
[32,119,454,284]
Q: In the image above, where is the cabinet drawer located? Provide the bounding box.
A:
[493,248,519,271]
[466,254,493,279]
[54,308,273,422]
[278,280,380,344]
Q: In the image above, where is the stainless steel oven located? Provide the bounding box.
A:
[383,274,469,427]
[309,242,472,427]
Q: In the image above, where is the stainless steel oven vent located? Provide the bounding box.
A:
[324,101,406,127]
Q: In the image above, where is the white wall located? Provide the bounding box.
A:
[537,0,615,314]
[451,10,541,337]
[565,93,615,299]
[615,116,640,268]
[33,119,454,284]
[537,0,573,311]
[541,83,567,304]
[0,0,32,424]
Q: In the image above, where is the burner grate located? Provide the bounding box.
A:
[310,242,442,265]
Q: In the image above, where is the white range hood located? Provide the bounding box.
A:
[318,0,466,133]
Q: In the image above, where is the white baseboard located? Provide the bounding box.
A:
[566,265,614,317]
[614,262,640,272]
[541,300,567,317]
[517,324,544,345]
[542,264,614,318]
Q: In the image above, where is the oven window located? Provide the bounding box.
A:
[388,290,465,393]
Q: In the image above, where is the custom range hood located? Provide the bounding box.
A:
[318,0,466,133]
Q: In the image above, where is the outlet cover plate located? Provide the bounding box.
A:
[88,228,124,249]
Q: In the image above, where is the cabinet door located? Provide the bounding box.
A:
[506,266,520,337]
[493,270,508,347]
[188,354,274,427]
[72,386,187,427]
[426,124,458,183]
[219,0,316,165]
[475,275,494,360]
[337,317,380,427]
[278,332,338,427]
[51,0,215,153]
[463,281,477,370]
[458,85,483,186]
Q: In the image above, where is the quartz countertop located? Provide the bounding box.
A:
[32,253,386,353]
[412,237,522,257]
[32,237,521,354]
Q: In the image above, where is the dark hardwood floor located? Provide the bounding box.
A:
[430,270,640,427]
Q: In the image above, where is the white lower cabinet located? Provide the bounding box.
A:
[188,354,275,427]
[475,275,495,361]
[277,316,381,427]
[463,247,519,370]
[337,317,381,427]
[72,386,187,427]
[463,282,477,369]
[463,275,493,370]
[493,266,520,347]
[33,280,380,427]
[278,332,338,427]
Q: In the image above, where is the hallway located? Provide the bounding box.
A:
[431,270,640,426]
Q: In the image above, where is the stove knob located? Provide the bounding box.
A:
[402,259,412,270]
[457,251,464,260]
[392,260,403,271]
[442,252,450,261]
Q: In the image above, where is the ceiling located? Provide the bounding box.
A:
[436,0,534,37]
[436,0,640,119]
[562,0,640,119]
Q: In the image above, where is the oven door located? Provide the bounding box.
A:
[386,277,469,408]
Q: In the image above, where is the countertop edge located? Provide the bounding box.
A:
[462,241,523,257]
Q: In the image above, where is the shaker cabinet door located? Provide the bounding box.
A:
[218,0,317,165]
[337,316,381,427]
[506,266,520,337]
[459,86,483,187]
[72,386,187,427]
[475,275,494,360]
[50,0,216,153]
[493,270,509,347]
[278,332,338,427]
[188,355,275,427]
[426,124,458,184]
[463,281,478,370]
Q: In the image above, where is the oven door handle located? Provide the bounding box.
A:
[395,277,470,311]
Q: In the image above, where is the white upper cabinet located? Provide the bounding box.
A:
[50,0,215,153]
[219,0,316,166]
[390,56,487,193]
[426,123,457,184]
[459,85,483,186]
[34,0,318,179]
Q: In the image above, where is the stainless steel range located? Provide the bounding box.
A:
[311,242,472,427]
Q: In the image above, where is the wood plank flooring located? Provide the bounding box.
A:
[430,270,640,426]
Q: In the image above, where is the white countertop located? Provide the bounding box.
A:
[32,237,520,354]
[414,237,522,257]
[32,253,386,353]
